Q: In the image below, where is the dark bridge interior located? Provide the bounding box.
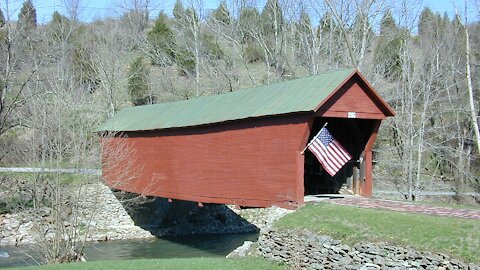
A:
[303,117,375,195]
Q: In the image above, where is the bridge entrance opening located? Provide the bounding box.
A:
[303,117,375,196]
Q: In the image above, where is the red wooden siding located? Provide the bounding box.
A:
[100,73,395,208]
[103,114,311,208]
[360,120,381,196]
[316,77,387,119]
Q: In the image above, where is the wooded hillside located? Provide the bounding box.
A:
[0,0,479,201]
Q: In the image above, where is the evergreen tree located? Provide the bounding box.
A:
[261,0,283,35]
[50,11,70,41]
[65,25,101,93]
[73,49,100,93]
[128,57,152,106]
[173,0,185,20]
[18,0,37,29]
[212,1,230,25]
[418,8,450,44]
[319,12,335,31]
[351,12,374,54]
[380,10,397,37]
[201,33,224,60]
[52,11,69,24]
[318,12,340,38]
[298,9,312,34]
[374,11,405,79]
[238,6,263,62]
[418,7,434,37]
[16,0,37,64]
[318,12,342,65]
[184,8,198,25]
[417,9,452,73]
[0,7,5,27]
[174,49,196,75]
[239,7,260,43]
[296,9,313,68]
[240,7,260,29]
[441,12,450,29]
[147,11,175,65]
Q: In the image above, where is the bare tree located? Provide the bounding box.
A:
[90,19,130,117]
[115,0,151,48]
[6,78,143,261]
[311,0,388,68]
[170,0,205,96]
[0,2,41,163]
[454,2,480,156]
[63,0,81,23]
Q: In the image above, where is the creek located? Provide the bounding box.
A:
[0,233,258,268]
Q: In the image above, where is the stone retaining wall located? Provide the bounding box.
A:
[257,229,480,270]
[0,183,290,246]
[0,183,153,246]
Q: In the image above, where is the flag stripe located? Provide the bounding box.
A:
[310,143,336,175]
[318,142,344,169]
[315,141,342,169]
[332,141,351,161]
[330,142,350,163]
[310,143,337,175]
[311,142,339,176]
[307,127,352,176]
[316,144,342,172]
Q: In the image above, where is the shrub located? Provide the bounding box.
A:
[243,45,265,63]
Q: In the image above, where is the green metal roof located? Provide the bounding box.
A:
[96,69,356,132]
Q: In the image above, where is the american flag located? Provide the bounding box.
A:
[307,127,352,176]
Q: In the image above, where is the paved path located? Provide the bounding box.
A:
[320,196,480,220]
[376,190,480,196]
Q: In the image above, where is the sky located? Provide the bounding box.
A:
[0,0,476,24]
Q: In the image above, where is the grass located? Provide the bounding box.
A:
[0,172,98,214]
[12,258,285,270]
[0,172,97,186]
[275,203,480,263]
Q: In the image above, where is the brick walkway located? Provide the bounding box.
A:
[327,196,480,220]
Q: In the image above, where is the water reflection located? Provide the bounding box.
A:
[0,246,41,268]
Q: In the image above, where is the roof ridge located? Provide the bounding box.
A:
[122,68,356,111]
[96,68,357,132]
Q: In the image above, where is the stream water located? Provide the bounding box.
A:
[0,233,259,268]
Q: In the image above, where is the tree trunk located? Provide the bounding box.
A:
[463,24,480,155]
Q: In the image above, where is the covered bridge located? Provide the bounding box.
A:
[97,69,395,209]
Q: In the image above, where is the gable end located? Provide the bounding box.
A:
[314,71,395,119]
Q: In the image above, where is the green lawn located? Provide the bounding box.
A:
[275,203,480,263]
[13,258,284,270]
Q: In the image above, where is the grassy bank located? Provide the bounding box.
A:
[276,203,480,263]
[0,172,97,214]
[0,172,96,186]
[13,258,284,270]
[7,201,480,268]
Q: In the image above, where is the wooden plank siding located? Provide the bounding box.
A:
[316,77,387,120]
[100,71,395,209]
[103,113,311,209]
[361,120,381,196]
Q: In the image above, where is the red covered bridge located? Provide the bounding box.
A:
[97,69,395,209]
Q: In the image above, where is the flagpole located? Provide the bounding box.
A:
[300,122,328,155]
